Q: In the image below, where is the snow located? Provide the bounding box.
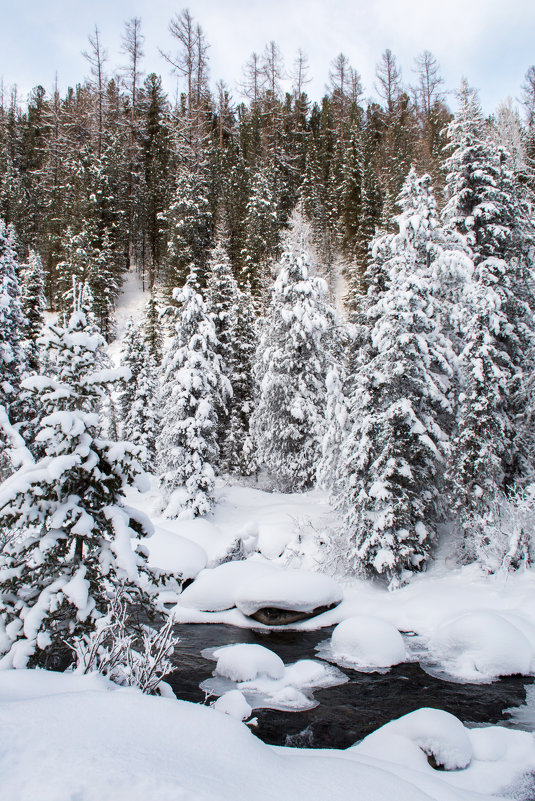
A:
[428,610,534,682]
[212,643,285,681]
[145,526,207,581]
[176,559,279,612]
[212,689,252,721]
[1,669,534,801]
[201,648,348,712]
[324,615,408,670]
[352,708,473,770]
[235,569,343,617]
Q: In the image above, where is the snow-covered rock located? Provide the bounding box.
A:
[329,616,408,670]
[212,690,252,721]
[430,610,534,682]
[213,643,285,682]
[176,560,279,612]
[202,652,347,712]
[235,569,343,623]
[146,527,207,581]
[353,708,473,771]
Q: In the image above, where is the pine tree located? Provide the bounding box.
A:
[157,276,229,518]
[251,232,337,491]
[337,170,466,585]
[163,168,212,291]
[0,282,169,670]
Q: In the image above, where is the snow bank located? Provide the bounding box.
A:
[235,569,343,617]
[326,615,408,670]
[429,610,534,682]
[353,708,472,771]
[1,670,534,801]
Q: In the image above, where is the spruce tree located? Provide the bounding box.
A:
[0,282,168,670]
[20,248,46,372]
[337,170,465,585]
[157,275,229,518]
[251,232,336,491]
[0,220,26,447]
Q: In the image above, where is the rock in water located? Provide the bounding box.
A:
[235,570,343,625]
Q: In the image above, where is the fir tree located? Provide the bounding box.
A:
[241,167,278,300]
[120,317,159,471]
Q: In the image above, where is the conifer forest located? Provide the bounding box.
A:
[2,9,535,801]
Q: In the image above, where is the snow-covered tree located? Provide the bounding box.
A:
[336,170,467,585]
[20,249,46,372]
[449,267,512,546]
[444,81,535,489]
[443,80,515,264]
[241,167,278,300]
[163,169,212,291]
[157,276,229,518]
[120,318,160,472]
[251,235,337,492]
[205,243,256,474]
[0,282,169,670]
[0,220,25,422]
[0,220,27,478]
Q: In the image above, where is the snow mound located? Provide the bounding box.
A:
[328,616,408,670]
[212,690,252,721]
[213,643,285,681]
[202,652,347,712]
[353,708,473,771]
[176,560,279,612]
[146,527,207,580]
[235,569,343,617]
[430,610,534,682]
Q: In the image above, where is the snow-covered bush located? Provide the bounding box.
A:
[461,486,535,573]
[72,591,178,695]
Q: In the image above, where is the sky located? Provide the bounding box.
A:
[1,0,534,115]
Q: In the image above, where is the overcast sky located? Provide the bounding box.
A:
[1,0,534,115]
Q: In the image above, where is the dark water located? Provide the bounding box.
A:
[165,622,534,750]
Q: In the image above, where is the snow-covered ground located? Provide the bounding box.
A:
[1,667,534,801]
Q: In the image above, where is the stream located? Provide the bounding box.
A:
[166,622,535,750]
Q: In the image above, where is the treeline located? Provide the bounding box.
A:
[0,10,462,336]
